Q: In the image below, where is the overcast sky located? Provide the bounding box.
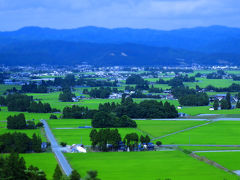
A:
[0,0,240,31]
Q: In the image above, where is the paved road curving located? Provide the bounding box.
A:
[41,120,73,176]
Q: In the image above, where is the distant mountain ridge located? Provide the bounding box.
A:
[0,25,240,66]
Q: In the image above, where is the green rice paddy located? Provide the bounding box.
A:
[65,151,237,180]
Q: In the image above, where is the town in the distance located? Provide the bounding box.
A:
[1,64,240,180]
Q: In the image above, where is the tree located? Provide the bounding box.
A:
[213,99,219,110]
[145,135,150,144]
[26,165,47,180]
[156,141,162,146]
[140,135,145,144]
[237,101,240,108]
[53,164,63,180]
[7,113,27,129]
[226,92,232,109]
[70,169,81,180]
[32,133,42,153]
[220,99,229,110]
[84,170,100,180]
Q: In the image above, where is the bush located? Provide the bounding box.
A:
[156,141,162,146]
[50,114,58,119]
[60,142,67,147]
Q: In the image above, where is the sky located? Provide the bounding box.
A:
[0,0,240,31]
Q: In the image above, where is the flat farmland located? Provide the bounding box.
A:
[52,128,146,145]
[180,146,240,151]
[178,106,240,116]
[65,151,237,180]
[47,119,92,128]
[184,78,240,89]
[21,153,57,180]
[0,109,58,121]
[136,120,207,138]
[196,152,240,171]
[158,121,240,145]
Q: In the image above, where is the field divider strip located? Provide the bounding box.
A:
[190,152,236,176]
[151,121,215,141]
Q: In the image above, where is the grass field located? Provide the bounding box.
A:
[184,78,240,89]
[0,109,59,121]
[0,84,21,95]
[47,119,92,128]
[136,120,207,138]
[180,146,240,151]
[0,128,46,141]
[196,152,240,171]
[158,121,240,145]
[21,153,57,180]
[52,128,146,145]
[178,106,240,116]
[65,151,237,180]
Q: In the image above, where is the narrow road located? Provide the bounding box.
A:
[151,121,215,141]
[41,120,73,176]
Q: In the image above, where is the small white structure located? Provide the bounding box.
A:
[177,106,182,110]
[209,107,214,111]
[76,145,87,153]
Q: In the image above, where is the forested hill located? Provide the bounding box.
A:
[0,25,240,66]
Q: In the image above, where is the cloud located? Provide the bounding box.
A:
[0,0,239,30]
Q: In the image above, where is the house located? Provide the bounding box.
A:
[215,94,226,101]
[41,142,48,150]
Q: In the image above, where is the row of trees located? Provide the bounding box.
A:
[92,113,137,128]
[21,82,48,93]
[0,132,42,153]
[54,74,116,88]
[0,93,59,113]
[205,83,240,92]
[7,114,43,129]
[28,101,59,113]
[63,97,179,121]
[89,129,153,152]
[63,105,97,119]
[114,97,178,118]
[179,93,209,106]
[157,75,195,87]
[90,129,121,151]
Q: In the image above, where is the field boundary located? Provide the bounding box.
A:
[151,121,215,141]
[190,152,236,175]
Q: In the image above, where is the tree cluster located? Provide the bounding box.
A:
[0,132,42,153]
[178,93,209,106]
[171,86,196,99]
[2,93,33,111]
[89,87,112,98]
[63,105,97,119]
[205,83,240,92]
[28,101,59,113]
[92,112,137,128]
[59,88,76,102]
[0,153,47,180]
[115,98,178,118]
[126,74,145,85]
[21,82,48,93]
[90,129,121,151]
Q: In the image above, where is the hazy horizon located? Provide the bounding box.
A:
[0,0,239,31]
